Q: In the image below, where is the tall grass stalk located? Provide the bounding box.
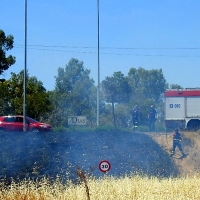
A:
[1,174,200,200]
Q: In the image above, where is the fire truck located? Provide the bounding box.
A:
[164,89,200,130]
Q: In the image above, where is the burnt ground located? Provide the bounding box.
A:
[0,130,199,183]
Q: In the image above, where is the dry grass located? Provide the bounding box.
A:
[1,130,200,199]
[1,174,200,200]
[149,131,200,175]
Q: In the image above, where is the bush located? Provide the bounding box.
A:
[53,126,69,132]
[137,125,149,132]
[95,125,116,132]
[155,122,166,132]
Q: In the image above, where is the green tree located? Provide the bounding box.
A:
[0,80,11,115]
[50,58,96,127]
[169,84,183,89]
[127,67,167,126]
[101,71,131,127]
[0,70,52,120]
[0,30,16,74]
[128,67,167,102]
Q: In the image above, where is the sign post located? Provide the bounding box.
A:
[99,160,111,173]
[68,116,87,126]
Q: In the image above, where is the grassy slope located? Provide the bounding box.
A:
[148,130,200,175]
[0,130,199,183]
[1,131,200,199]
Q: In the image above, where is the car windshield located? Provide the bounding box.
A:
[27,117,38,123]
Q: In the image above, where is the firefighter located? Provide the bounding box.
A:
[148,105,157,131]
[170,128,186,157]
[131,105,139,132]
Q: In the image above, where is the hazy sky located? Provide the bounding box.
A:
[1,0,200,90]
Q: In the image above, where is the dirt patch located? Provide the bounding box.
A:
[147,131,200,175]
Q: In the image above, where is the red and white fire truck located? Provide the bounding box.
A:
[164,89,200,130]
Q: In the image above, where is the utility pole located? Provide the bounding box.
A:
[97,0,100,126]
[23,0,27,132]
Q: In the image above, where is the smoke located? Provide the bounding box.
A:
[0,131,179,183]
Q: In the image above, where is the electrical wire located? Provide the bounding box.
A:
[13,44,200,57]
[14,44,200,50]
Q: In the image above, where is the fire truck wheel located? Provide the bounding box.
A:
[187,120,200,131]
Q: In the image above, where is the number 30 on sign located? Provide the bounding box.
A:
[99,160,111,173]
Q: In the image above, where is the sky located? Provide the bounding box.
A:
[1,0,200,91]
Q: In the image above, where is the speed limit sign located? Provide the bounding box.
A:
[99,160,111,173]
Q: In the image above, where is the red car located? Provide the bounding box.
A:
[0,115,52,133]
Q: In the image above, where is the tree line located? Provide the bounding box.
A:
[0,29,183,129]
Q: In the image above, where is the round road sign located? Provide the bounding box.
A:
[99,160,111,173]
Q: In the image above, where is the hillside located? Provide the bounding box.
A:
[0,130,200,183]
[148,130,200,175]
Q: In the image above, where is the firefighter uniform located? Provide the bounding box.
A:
[170,128,185,157]
[131,105,139,131]
[148,105,156,131]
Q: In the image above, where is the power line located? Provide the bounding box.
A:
[14,44,200,50]
[13,44,200,57]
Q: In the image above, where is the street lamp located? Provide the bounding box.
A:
[23,0,27,132]
[97,0,100,126]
